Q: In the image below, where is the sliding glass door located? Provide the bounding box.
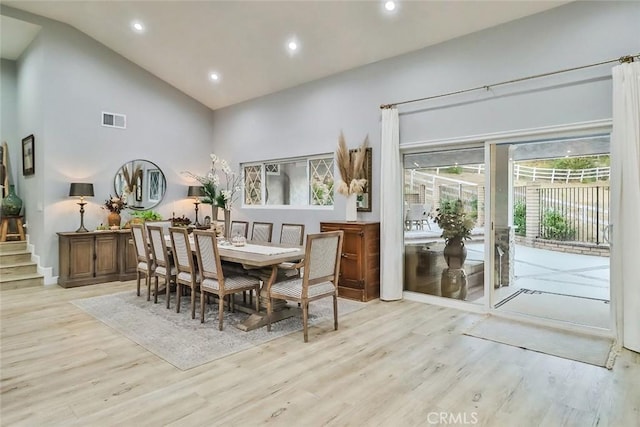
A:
[489,135,612,328]
[403,146,486,304]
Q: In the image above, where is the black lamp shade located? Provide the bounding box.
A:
[69,183,94,197]
[187,185,205,197]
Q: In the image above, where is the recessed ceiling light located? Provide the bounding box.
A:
[285,36,301,56]
[384,1,396,12]
[209,72,221,82]
[131,20,145,33]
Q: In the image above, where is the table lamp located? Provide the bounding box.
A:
[69,182,94,232]
[187,185,205,226]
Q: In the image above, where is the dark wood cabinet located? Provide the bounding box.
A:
[58,230,136,288]
[320,221,380,302]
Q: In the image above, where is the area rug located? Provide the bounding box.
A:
[495,289,610,329]
[464,316,617,369]
[72,290,365,370]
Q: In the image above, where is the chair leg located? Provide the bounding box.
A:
[191,286,196,319]
[200,291,206,323]
[218,293,224,331]
[267,296,272,332]
[153,276,159,304]
[166,276,171,309]
[333,294,338,331]
[176,284,182,313]
[303,300,309,343]
[146,274,151,301]
[136,272,141,297]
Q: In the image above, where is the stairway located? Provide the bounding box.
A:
[0,241,44,290]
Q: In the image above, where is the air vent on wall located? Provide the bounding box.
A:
[102,112,126,129]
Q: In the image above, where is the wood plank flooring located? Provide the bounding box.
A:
[1,281,639,426]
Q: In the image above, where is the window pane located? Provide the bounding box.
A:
[265,160,308,206]
[309,157,334,206]
[244,165,262,205]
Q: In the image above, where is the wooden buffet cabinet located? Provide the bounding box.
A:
[320,221,380,302]
[57,230,137,288]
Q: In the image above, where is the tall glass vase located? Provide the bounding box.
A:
[224,209,231,239]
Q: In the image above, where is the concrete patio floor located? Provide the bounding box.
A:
[405,222,611,328]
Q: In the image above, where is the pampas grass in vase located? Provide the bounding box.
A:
[336,131,368,221]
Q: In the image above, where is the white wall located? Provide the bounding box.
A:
[1,59,20,188]
[211,1,639,237]
[2,7,215,276]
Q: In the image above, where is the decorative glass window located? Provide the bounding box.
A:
[242,155,334,207]
[244,165,262,205]
[147,169,163,203]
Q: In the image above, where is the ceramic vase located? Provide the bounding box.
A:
[1,185,22,216]
[107,212,121,228]
[443,237,467,269]
[345,193,357,221]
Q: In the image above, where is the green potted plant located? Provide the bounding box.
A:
[433,199,475,269]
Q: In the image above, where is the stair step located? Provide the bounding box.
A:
[1,261,38,277]
[0,241,27,253]
[0,251,31,265]
[0,272,43,290]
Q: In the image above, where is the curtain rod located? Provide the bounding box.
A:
[380,53,639,110]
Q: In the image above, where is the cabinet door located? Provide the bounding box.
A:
[339,228,364,289]
[121,232,138,274]
[95,235,119,276]
[68,236,95,280]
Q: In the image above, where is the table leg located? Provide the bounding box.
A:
[235,265,299,332]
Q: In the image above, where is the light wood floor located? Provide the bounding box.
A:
[1,281,638,426]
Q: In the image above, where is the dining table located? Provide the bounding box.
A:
[165,234,305,331]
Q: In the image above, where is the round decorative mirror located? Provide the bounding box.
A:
[114,159,166,211]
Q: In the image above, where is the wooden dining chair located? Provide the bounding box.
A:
[250,222,273,243]
[147,225,177,308]
[278,223,305,277]
[279,223,305,246]
[267,230,344,342]
[230,220,249,238]
[130,224,155,301]
[169,227,199,319]
[193,230,261,330]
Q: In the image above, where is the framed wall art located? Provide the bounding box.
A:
[22,134,35,176]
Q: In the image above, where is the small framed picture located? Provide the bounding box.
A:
[22,134,35,176]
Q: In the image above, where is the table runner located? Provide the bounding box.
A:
[222,243,300,255]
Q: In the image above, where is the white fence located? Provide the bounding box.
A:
[458,164,610,183]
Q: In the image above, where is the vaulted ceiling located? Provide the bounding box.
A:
[1,1,569,110]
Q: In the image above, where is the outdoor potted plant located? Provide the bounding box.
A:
[433,199,475,269]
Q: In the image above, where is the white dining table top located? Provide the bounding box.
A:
[164,235,304,268]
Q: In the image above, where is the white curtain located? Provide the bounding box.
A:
[380,107,403,300]
[611,61,640,353]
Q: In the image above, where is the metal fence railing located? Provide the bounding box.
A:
[538,185,610,244]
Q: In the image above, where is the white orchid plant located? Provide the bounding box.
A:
[182,154,241,210]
